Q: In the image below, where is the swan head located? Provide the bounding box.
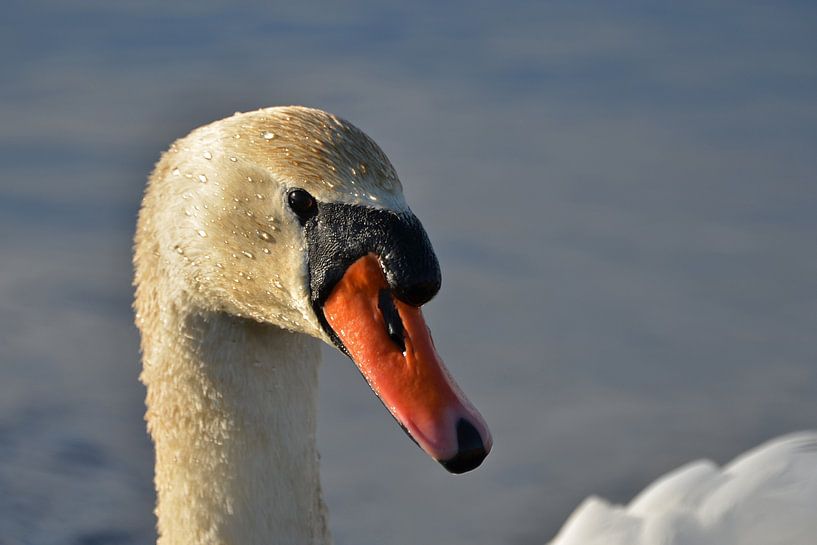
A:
[137,106,491,473]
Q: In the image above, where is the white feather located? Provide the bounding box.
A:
[549,432,817,545]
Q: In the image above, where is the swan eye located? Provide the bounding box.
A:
[287,189,317,220]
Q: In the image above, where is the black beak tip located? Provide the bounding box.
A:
[439,419,489,474]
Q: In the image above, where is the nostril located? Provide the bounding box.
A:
[439,419,488,474]
[377,289,406,352]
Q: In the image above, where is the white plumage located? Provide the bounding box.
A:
[549,432,817,545]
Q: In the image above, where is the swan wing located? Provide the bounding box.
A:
[548,432,817,545]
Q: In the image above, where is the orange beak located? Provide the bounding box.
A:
[323,254,492,473]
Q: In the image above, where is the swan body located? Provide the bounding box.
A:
[549,432,817,545]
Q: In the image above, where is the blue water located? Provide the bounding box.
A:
[1,2,816,544]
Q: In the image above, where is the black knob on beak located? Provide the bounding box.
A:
[392,276,441,307]
[307,203,441,314]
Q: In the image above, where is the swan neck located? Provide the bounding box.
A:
[140,308,330,545]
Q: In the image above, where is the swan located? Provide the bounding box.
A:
[133,105,491,545]
[549,431,817,545]
[134,105,817,545]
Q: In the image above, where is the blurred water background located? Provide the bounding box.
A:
[1,2,816,544]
